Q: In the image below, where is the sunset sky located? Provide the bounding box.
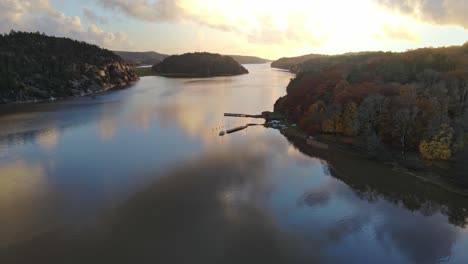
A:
[1,0,467,59]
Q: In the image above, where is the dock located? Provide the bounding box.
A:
[224,111,289,121]
[220,124,264,136]
[224,113,263,118]
[226,125,248,134]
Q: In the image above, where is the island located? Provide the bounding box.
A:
[151,52,249,78]
[272,43,468,190]
[0,31,139,104]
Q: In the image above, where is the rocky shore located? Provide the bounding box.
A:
[0,31,139,104]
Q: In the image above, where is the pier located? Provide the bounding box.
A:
[224,113,263,118]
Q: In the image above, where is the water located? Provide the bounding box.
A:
[0,64,467,264]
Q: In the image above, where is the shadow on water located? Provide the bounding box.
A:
[0,147,321,264]
[1,136,467,264]
[282,132,468,228]
[1,65,468,264]
[0,96,125,149]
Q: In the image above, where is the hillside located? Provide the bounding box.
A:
[152,52,249,77]
[228,55,270,64]
[271,53,327,71]
[274,43,468,186]
[113,51,169,66]
[0,31,139,104]
[114,51,268,66]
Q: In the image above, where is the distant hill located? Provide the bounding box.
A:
[0,31,139,104]
[152,52,249,78]
[271,54,327,71]
[114,50,268,66]
[113,51,169,66]
[228,55,270,64]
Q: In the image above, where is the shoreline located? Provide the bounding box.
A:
[264,112,468,198]
[0,81,138,107]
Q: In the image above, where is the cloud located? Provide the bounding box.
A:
[91,0,328,47]
[0,0,133,50]
[83,7,109,24]
[374,24,420,43]
[374,0,468,28]
[246,13,327,46]
[94,0,184,22]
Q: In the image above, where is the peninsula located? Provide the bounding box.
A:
[0,31,139,104]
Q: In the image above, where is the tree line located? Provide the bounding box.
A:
[0,31,134,102]
[275,43,468,185]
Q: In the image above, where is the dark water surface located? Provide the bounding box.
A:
[0,64,467,264]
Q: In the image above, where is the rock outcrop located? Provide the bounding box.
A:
[0,31,139,104]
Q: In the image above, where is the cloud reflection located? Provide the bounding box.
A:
[37,129,59,151]
[0,160,54,247]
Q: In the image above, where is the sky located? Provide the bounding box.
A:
[1,0,467,59]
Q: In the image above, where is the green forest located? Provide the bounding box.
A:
[0,31,138,103]
[275,44,468,186]
[152,52,249,77]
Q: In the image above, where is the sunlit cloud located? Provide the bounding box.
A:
[83,7,109,25]
[374,24,420,43]
[91,0,457,57]
[0,0,133,49]
[1,0,467,57]
[374,0,468,28]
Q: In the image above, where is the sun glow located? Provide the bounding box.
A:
[175,0,421,57]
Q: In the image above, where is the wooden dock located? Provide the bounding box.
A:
[226,125,248,134]
[221,124,264,135]
[224,113,263,118]
[224,112,289,121]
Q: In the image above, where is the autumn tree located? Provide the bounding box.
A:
[419,124,454,160]
[342,102,358,136]
[356,94,387,135]
[322,103,343,134]
[392,87,420,156]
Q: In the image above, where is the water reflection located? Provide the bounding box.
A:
[0,64,467,263]
[0,160,56,247]
[37,129,58,151]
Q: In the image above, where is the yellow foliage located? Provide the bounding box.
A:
[322,115,344,133]
[419,125,453,160]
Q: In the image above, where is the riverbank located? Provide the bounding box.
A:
[264,113,468,197]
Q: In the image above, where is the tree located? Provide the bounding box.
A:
[419,125,453,160]
[300,101,326,133]
[322,103,343,134]
[392,86,420,156]
[392,107,419,156]
[342,102,358,136]
[356,94,387,134]
[463,109,468,132]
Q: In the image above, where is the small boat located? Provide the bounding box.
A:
[219,131,226,136]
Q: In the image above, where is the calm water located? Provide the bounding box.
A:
[0,64,467,264]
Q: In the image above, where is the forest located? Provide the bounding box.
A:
[275,43,468,186]
[0,31,138,103]
[152,52,249,77]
